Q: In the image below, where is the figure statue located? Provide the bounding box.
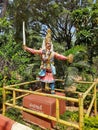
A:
[22,29,73,94]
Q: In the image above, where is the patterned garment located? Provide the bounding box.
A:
[39,70,54,83]
[25,47,68,83]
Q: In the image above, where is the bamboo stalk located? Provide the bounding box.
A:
[6,93,29,103]
[13,90,16,106]
[4,80,39,88]
[5,103,79,129]
[4,80,97,130]
[94,85,97,116]
[5,103,57,121]
[78,93,84,130]
[58,119,79,129]
[55,79,64,82]
[3,87,79,103]
[75,81,94,84]
[85,95,95,117]
[2,86,6,115]
[56,98,59,121]
[83,82,96,99]
[4,79,64,88]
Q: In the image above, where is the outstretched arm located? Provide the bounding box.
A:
[54,52,68,61]
[22,45,42,55]
[54,52,73,63]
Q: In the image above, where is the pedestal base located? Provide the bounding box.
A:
[22,92,66,130]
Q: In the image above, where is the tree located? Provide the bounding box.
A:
[7,0,77,49]
[72,3,98,64]
[7,0,32,41]
[1,0,97,84]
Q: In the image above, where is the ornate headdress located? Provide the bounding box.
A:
[42,28,53,51]
[45,29,52,43]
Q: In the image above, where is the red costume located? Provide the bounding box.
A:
[25,47,68,84]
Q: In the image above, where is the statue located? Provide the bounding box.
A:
[22,28,73,94]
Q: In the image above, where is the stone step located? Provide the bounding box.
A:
[0,114,33,130]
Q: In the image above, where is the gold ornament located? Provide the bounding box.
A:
[67,54,74,63]
[45,29,52,44]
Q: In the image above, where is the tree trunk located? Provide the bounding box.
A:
[0,0,8,17]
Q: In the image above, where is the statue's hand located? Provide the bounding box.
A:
[22,45,27,50]
[67,54,74,63]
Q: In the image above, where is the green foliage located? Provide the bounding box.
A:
[93,56,98,77]
[5,108,25,124]
[76,83,91,92]
[0,17,13,46]
[0,17,36,86]
[56,110,78,130]
[64,45,86,56]
[62,45,94,87]
[72,8,90,30]
[54,44,95,89]
[5,108,42,130]
[76,30,94,45]
[84,116,98,130]
[27,29,42,48]
[60,110,79,122]
[76,83,96,108]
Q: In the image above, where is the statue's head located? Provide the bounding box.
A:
[42,28,53,51]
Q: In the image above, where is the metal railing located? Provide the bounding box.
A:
[2,79,98,130]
